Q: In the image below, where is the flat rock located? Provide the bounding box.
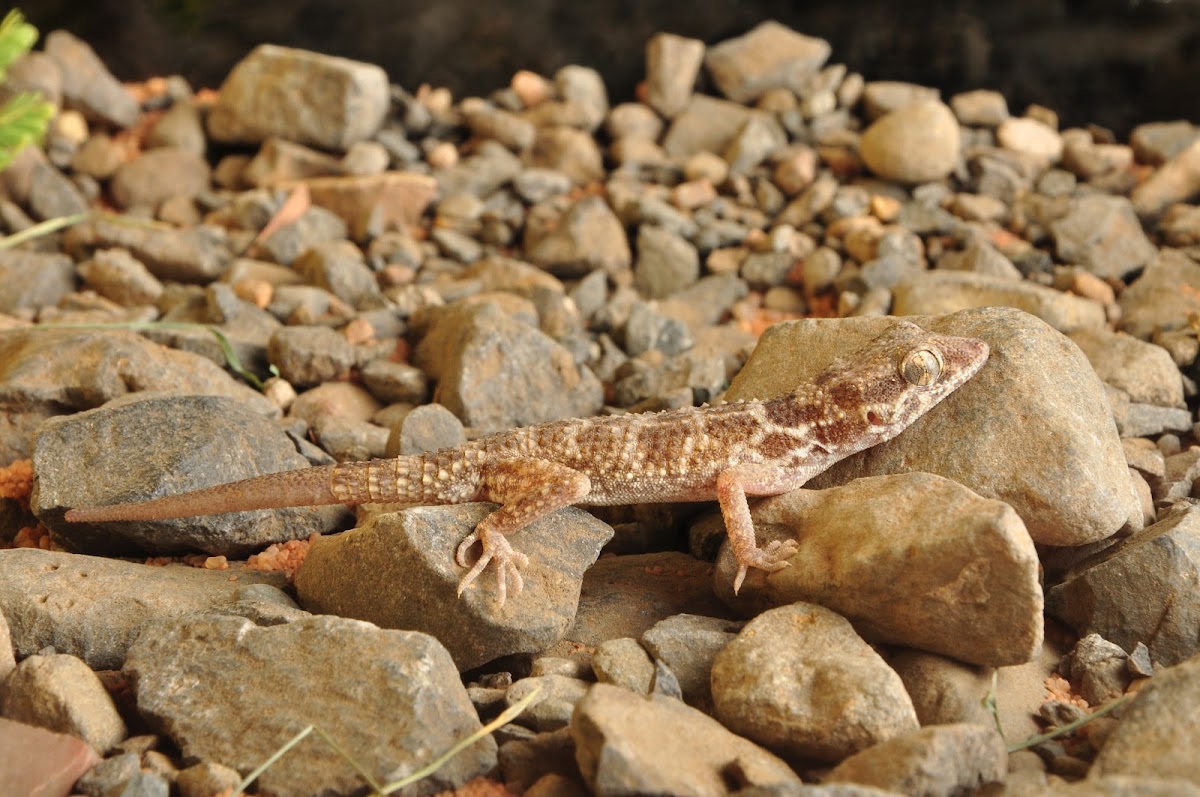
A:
[302,171,437,230]
[64,217,234,283]
[571,683,801,795]
[859,101,961,183]
[823,724,1007,796]
[123,613,495,797]
[661,94,774,158]
[715,472,1042,667]
[725,308,1140,548]
[413,302,603,433]
[0,652,127,753]
[34,393,346,557]
[0,717,100,797]
[892,271,1107,333]
[110,147,212,210]
[1047,505,1200,667]
[1092,652,1200,785]
[711,603,919,763]
[207,44,389,149]
[0,329,276,462]
[0,548,291,669]
[294,504,613,671]
[704,21,831,104]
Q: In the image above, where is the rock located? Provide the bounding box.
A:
[1131,137,1200,218]
[1051,195,1158,280]
[1047,505,1200,667]
[0,611,13,682]
[461,99,536,151]
[859,101,961,183]
[28,160,88,220]
[861,81,941,118]
[1093,652,1200,785]
[73,751,141,797]
[124,613,495,796]
[662,94,773,159]
[385,403,464,457]
[0,329,275,462]
[1066,633,1132,705]
[1130,120,1200,166]
[64,217,234,283]
[555,65,609,133]
[714,472,1042,667]
[413,302,603,433]
[292,239,386,310]
[1067,328,1184,408]
[527,126,604,184]
[936,239,1022,280]
[592,637,656,695]
[44,29,138,127]
[0,717,100,797]
[33,393,346,556]
[110,148,211,210]
[266,325,361,387]
[634,224,700,299]
[1118,249,1200,340]
[1,653,126,753]
[711,603,919,762]
[950,89,1010,126]
[256,204,348,266]
[525,195,631,278]
[725,309,1140,548]
[76,248,164,307]
[294,504,613,670]
[823,724,1007,796]
[645,33,705,118]
[71,132,124,179]
[0,548,293,669]
[1049,776,1200,796]
[146,100,207,157]
[436,140,522,197]
[176,761,242,797]
[572,683,801,795]
[640,614,743,710]
[506,674,592,731]
[888,651,995,728]
[725,114,788,174]
[0,249,75,314]
[893,270,1106,333]
[207,44,389,149]
[996,117,1064,162]
[303,171,438,231]
[704,21,831,104]
[361,360,428,406]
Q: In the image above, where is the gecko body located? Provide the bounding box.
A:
[65,321,989,605]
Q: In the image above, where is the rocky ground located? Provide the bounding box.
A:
[0,17,1199,797]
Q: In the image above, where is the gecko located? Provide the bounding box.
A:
[65,321,989,606]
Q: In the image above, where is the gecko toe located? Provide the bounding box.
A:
[455,532,481,567]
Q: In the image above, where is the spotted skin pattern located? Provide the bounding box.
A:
[66,322,989,607]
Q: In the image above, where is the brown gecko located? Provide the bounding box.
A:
[65,321,989,605]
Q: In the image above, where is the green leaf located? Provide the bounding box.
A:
[0,10,39,80]
[0,91,56,171]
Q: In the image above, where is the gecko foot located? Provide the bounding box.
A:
[455,529,529,607]
[732,539,800,594]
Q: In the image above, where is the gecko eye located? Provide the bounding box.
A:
[901,348,944,386]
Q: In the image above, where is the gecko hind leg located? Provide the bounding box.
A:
[454,459,592,607]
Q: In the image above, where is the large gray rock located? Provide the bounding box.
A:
[34,393,346,557]
[124,614,494,797]
[0,548,292,669]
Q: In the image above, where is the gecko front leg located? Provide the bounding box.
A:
[716,463,820,593]
[455,458,592,606]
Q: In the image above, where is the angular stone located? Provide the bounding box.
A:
[716,472,1042,667]
[571,683,800,794]
[1,653,126,753]
[1131,137,1200,218]
[704,21,831,104]
[110,147,211,210]
[634,224,700,299]
[1051,195,1158,280]
[0,250,74,315]
[295,504,613,671]
[645,33,705,118]
[413,302,603,433]
[34,393,345,556]
[44,29,138,127]
[1047,506,1200,667]
[824,724,1007,796]
[1118,249,1200,340]
[124,614,495,796]
[64,217,234,283]
[302,171,437,230]
[639,614,742,710]
[711,603,919,762]
[1068,328,1185,408]
[208,44,389,149]
[525,195,631,278]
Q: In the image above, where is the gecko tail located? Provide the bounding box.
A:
[64,462,354,523]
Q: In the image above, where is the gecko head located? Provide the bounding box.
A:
[805,321,989,453]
